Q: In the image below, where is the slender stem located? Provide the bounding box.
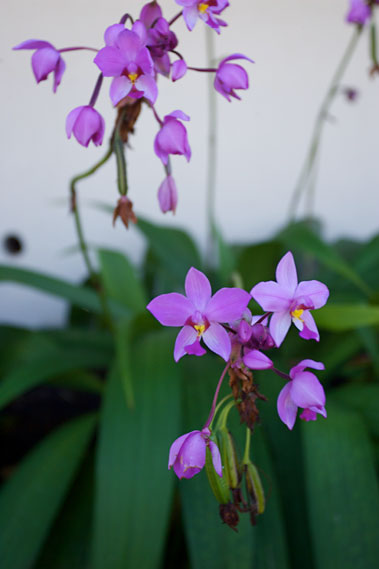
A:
[272,367,291,381]
[187,66,218,73]
[203,361,230,429]
[205,27,218,266]
[242,427,251,465]
[120,13,134,25]
[287,27,362,220]
[113,129,128,196]
[254,312,272,325]
[212,394,234,425]
[149,102,163,126]
[89,73,103,107]
[59,46,98,53]
[170,49,184,60]
[169,11,182,26]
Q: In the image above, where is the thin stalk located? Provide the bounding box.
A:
[205,26,218,265]
[203,362,230,429]
[89,74,103,107]
[187,66,218,73]
[288,27,362,220]
[169,11,182,26]
[242,427,251,465]
[59,46,98,53]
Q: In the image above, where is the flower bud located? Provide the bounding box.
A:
[217,428,240,490]
[204,446,230,504]
[244,461,265,517]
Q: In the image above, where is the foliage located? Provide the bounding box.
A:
[0,218,378,569]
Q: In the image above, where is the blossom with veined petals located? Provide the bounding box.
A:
[146,267,251,361]
[13,40,66,92]
[176,0,229,33]
[94,29,157,105]
[214,54,254,101]
[251,251,329,347]
[277,359,327,430]
[168,427,222,479]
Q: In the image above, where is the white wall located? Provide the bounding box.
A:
[1,0,378,326]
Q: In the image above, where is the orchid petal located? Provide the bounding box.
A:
[203,322,231,361]
[158,175,177,213]
[205,288,250,323]
[135,46,154,74]
[147,293,193,326]
[185,267,212,312]
[269,311,292,347]
[243,349,273,370]
[166,110,190,121]
[140,1,163,27]
[135,74,158,103]
[185,338,207,357]
[174,326,198,361]
[277,383,298,430]
[109,76,132,106]
[173,431,206,479]
[299,311,320,341]
[31,47,60,82]
[104,24,125,46]
[53,56,65,92]
[13,39,54,50]
[116,30,143,60]
[168,432,193,468]
[182,6,199,30]
[208,441,223,477]
[294,280,329,309]
[94,46,126,77]
[290,371,326,409]
[250,281,292,312]
[172,59,187,81]
[65,106,83,138]
[275,251,298,293]
[290,359,325,379]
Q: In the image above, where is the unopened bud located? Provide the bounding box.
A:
[205,446,230,505]
[219,502,239,531]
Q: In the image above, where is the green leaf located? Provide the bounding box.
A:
[180,356,254,569]
[0,332,112,410]
[0,265,129,318]
[278,222,371,296]
[330,384,379,437]
[114,316,134,407]
[315,303,379,331]
[0,413,96,569]
[137,216,202,285]
[212,224,236,284]
[303,405,379,569]
[98,248,146,313]
[236,241,283,291]
[91,330,180,569]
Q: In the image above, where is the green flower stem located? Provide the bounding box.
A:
[113,125,128,196]
[242,427,251,465]
[288,27,362,220]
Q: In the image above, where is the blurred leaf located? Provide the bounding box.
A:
[278,222,371,296]
[315,304,379,330]
[49,369,103,394]
[212,224,236,284]
[35,452,94,569]
[114,316,134,407]
[0,266,129,318]
[0,332,112,410]
[303,405,379,569]
[180,356,254,569]
[91,330,180,569]
[356,327,379,377]
[136,216,202,285]
[236,241,283,291]
[98,249,146,313]
[330,384,379,437]
[0,413,96,569]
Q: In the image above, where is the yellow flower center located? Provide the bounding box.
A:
[194,324,206,337]
[291,308,304,321]
[128,72,138,84]
[198,3,209,14]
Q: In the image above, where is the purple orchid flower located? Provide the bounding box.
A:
[66,106,105,147]
[158,175,178,213]
[346,0,372,24]
[251,251,329,347]
[154,110,191,165]
[176,0,229,33]
[277,359,327,430]
[94,29,157,105]
[146,266,251,361]
[214,54,254,101]
[13,40,66,92]
[144,17,179,77]
[168,427,222,479]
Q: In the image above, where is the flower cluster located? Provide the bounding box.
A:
[147,251,329,528]
[13,1,253,218]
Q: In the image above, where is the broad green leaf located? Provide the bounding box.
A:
[49,369,104,394]
[98,248,146,313]
[114,316,134,407]
[180,356,254,569]
[35,453,94,569]
[303,405,379,569]
[315,303,379,330]
[0,265,129,318]
[236,241,283,291]
[356,327,379,377]
[0,413,96,569]
[137,216,202,284]
[0,333,112,410]
[278,222,371,296]
[91,330,180,569]
[212,223,236,284]
[330,384,379,437]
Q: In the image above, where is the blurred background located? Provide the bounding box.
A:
[1,2,379,569]
[1,0,379,326]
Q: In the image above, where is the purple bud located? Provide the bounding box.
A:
[154,112,191,165]
[172,59,187,81]
[66,105,105,147]
[168,428,222,479]
[13,40,66,93]
[346,0,372,25]
[140,1,163,28]
[158,175,178,213]
[214,53,254,102]
[237,319,253,344]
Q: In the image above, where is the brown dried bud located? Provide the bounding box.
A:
[115,99,142,143]
[219,503,240,532]
[113,196,137,229]
[228,366,267,430]
[369,63,379,77]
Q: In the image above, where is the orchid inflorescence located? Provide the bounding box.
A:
[147,251,329,529]
[13,0,253,221]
